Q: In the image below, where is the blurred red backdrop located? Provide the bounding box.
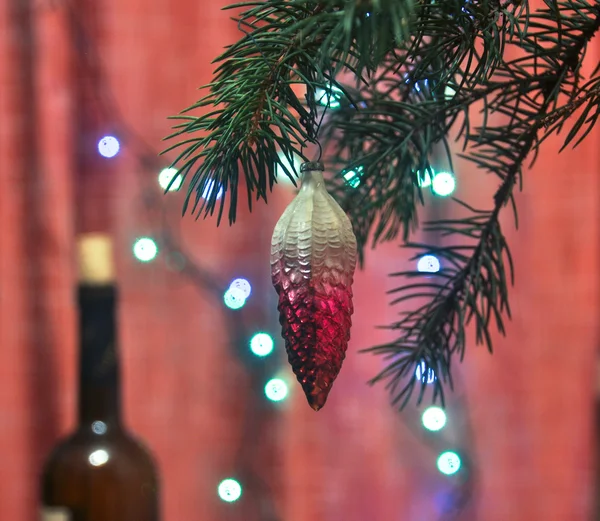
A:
[1,1,599,521]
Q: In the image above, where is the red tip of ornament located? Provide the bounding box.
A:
[273,280,353,412]
[310,402,323,412]
[307,387,329,411]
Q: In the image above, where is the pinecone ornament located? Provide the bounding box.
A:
[271,161,357,411]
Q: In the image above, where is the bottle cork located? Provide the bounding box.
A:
[77,234,115,284]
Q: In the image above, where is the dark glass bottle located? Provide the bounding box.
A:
[40,236,159,521]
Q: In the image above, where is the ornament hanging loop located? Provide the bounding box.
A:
[300,161,324,173]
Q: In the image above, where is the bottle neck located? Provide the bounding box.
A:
[77,285,122,430]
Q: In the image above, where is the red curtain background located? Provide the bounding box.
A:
[1,1,598,521]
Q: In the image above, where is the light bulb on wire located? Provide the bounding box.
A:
[202,179,223,200]
[133,237,158,263]
[265,378,288,402]
[223,287,246,310]
[422,406,447,432]
[417,255,441,274]
[250,333,274,357]
[229,278,252,299]
[415,361,436,384]
[158,167,182,191]
[432,172,456,197]
[217,478,242,503]
[316,85,343,108]
[437,451,461,475]
[97,136,120,158]
[342,165,364,188]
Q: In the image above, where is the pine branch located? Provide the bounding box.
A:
[359,2,600,407]
[163,0,418,225]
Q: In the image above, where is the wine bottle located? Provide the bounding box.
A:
[40,234,160,521]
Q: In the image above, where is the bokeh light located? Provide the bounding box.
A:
[133,237,158,263]
[264,378,288,402]
[217,478,242,503]
[202,179,224,200]
[97,136,120,158]
[415,361,436,384]
[422,406,447,432]
[229,278,252,299]
[342,165,364,188]
[223,287,246,310]
[417,255,441,273]
[158,167,182,191]
[316,85,343,108]
[250,333,274,357]
[437,451,461,475]
[432,172,456,197]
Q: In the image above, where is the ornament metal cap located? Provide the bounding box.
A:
[300,161,324,172]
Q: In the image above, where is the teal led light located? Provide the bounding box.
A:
[264,378,288,402]
[223,287,246,310]
[431,172,456,197]
[342,165,364,188]
[250,333,274,357]
[422,407,447,432]
[316,85,343,108]
[133,237,158,263]
[437,451,461,475]
[218,478,242,503]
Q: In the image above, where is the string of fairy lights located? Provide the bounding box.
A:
[88,4,473,517]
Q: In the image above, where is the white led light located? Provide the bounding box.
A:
[265,378,288,402]
[432,172,456,197]
[422,407,447,432]
[417,255,441,273]
[250,333,274,357]
[229,278,252,299]
[202,179,223,200]
[413,79,429,93]
[97,136,120,158]
[218,478,242,503]
[133,237,159,263]
[158,167,182,191]
[88,449,109,467]
[437,451,461,475]
[415,361,436,384]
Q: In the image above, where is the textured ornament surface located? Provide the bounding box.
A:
[271,164,357,411]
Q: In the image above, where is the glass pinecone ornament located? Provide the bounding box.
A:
[271,161,357,411]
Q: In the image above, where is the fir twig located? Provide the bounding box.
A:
[352,2,600,406]
[163,0,417,224]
